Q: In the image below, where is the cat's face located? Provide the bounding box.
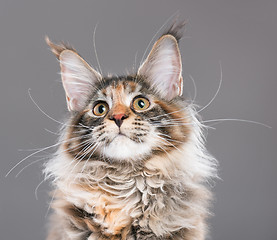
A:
[47,31,191,163]
[80,78,159,161]
[65,77,190,162]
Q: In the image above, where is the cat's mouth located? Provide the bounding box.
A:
[118,131,126,136]
[108,129,143,145]
[112,131,129,140]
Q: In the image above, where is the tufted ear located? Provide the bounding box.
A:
[46,37,102,111]
[138,34,183,100]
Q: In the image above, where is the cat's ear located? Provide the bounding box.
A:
[138,34,183,100]
[46,37,102,111]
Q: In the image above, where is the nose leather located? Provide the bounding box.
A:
[111,113,127,128]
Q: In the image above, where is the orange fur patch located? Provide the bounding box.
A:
[78,185,132,236]
[154,100,191,140]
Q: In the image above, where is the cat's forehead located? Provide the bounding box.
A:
[105,80,141,97]
[95,78,145,105]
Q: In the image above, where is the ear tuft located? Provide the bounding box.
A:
[161,19,187,43]
[45,36,76,59]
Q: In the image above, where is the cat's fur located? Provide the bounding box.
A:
[45,22,217,240]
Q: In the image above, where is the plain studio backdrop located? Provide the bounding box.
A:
[0,1,276,239]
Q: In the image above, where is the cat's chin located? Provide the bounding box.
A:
[101,134,152,161]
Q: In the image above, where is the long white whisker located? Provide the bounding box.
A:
[201,118,272,128]
[155,135,182,153]
[189,74,197,104]
[145,106,190,121]
[157,133,184,144]
[139,12,179,67]
[45,189,57,218]
[28,88,88,129]
[82,142,100,169]
[133,51,139,72]
[6,134,91,177]
[152,121,215,130]
[156,132,172,138]
[153,116,271,129]
[5,141,62,177]
[44,128,61,135]
[16,157,48,178]
[58,140,93,173]
[156,145,172,159]
[67,141,96,177]
[68,142,99,186]
[18,133,89,152]
[79,142,101,176]
[79,123,94,130]
[35,178,46,200]
[28,88,65,125]
[93,22,102,75]
[18,148,46,152]
[17,137,94,178]
[197,62,223,114]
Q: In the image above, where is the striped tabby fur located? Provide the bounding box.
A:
[44,21,217,240]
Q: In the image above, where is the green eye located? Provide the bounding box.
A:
[93,102,109,116]
[133,97,150,111]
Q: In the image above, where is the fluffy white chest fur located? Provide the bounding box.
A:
[46,128,215,239]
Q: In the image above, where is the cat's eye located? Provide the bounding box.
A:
[132,97,150,111]
[93,102,109,117]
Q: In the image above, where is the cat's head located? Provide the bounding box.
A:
[47,22,192,164]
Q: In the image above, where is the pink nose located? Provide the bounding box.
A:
[113,113,126,120]
[110,113,128,128]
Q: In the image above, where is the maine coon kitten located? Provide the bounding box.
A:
[44,22,217,240]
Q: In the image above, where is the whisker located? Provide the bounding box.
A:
[35,178,46,200]
[156,145,172,159]
[16,138,91,178]
[79,142,101,176]
[68,142,99,186]
[18,148,46,152]
[197,62,223,114]
[71,127,95,134]
[145,104,192,122]
[44,128,61,135]
[157,133,184,144]
[155,135,182,153]
[28,88,65,125]
[156,132,171,138]
[79,123,95,130]
[139,12,179,67]
[62,140,92,166]
[6,134,91,177]
[201,118,272,128]
[133,51,139,72]
[5,141,62,177]
[66,141,95,176]
[153,116,271,129]
[152,121,215,130]
[189,74,197,104]
[28,88,89,129]
[16,157,49,178]
[45,189,57,218]
[93,22,103,75]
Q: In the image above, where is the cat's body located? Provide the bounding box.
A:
[45,22,217,240]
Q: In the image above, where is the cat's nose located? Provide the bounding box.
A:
[110,113,128,128]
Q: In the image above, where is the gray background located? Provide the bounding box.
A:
[0,0,276,239]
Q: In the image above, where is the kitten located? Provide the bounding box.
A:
[44,21,217,240]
